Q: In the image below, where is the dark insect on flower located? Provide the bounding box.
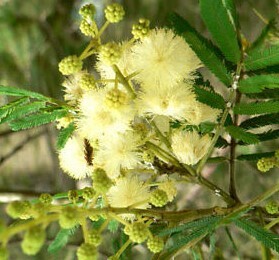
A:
[84,138,94,166]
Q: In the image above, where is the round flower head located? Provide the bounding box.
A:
[94,131,142,179]
[99,42,122,65]
[171,130,212,165]
[79,19,98,37]
[62,74,85,105]
[105,3,125,23]
[59,135,93,179]
[58,55,83,76]
[130,28,201,87]
[78,89,134,141]
[136,82,198,120]
[79,4,96,19]
[107,175,151,213]
[132,18,150,40]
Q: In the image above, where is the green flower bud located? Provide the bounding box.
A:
[30,202,49,219]
[150,189,168,207]
[132,18,150,40]
[39,193,52,205]
[99,42,122,65]
[257,157,276,172]
[68,190,80,204]
[0,246,9,260]
[79,19,98,37]
[77,243,97,260]
[58,55,83,75]
[79,4,96,19]
[6,200,31,219]
[81,187,96,201]
[88,229,101,246]
[125,222,149,243]
[79,73,96,90]
[147,236,164,253]
[265,201,279,215]
[92,168,112,194]
[105,88,128,108]
[21,226,46,255]
[104,3,125,23]
[59,206,79,229]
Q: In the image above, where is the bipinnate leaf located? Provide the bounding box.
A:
[245,44,279,71]
[234,219,279,253]
[240,113,279,130]
[237,152,275,161]
[226,125,259,144]
[249,20,275,52]
[56,122,75,150]
[48,228,77,254]
[194,85,225,109]
[0,101,46,124]
[9,108,68,131]
[234,101,279,115]
[169,13,232,86]
[0,85,49,101]
[0,97,29,119]
[200,0,241,63]
[238,74,279,93]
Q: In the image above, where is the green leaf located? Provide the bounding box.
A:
[238,130,279,146]
[48,227,77,254]
[200,0,240,63]
[245,44,279,71]
[226,125,259,144]
[0,85,49,101]
[0,97,29,119]
[56,122,75,150]
[9,108,67,131]
[245,88,279,99]
[234,101,279,115]
[249,20,275,52]
[159,217,221,259]
[225,227,241,259]
[240,114,279,130]
[107,219,119,233]
[193,85,225,109]
[0,101,46,124]
[238,74,279,93]
[157,216,222,237]
[237,152,275,161]
[234,219,279,253]
[169,13,232,86]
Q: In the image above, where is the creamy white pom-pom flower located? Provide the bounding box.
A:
[94,131,142,179]
[107,175,150,210]
[130,28,201,87]
[59,136,93,179]
[78,89,135,140]
[62,75,84,105]
[136,82,198,121]
[171,130,212,165]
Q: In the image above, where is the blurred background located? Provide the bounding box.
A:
[0,0,278,259]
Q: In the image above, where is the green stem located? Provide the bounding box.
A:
[115,239,132,259]
[150,119,172,149]
[97,20,110,38]
[81,219,89,243]
[112,65,136,98]
[265,218,279,230]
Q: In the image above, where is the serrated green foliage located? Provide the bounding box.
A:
[0,101,46,124]
[234,219,279,253]
[249,20,275,52]
[47,227,77,254]
[199,122,216,134]
[157,216,222,237]
[209,232,216,259]
[0,85,49,100]
[234,101,279,115]
[200,0,240,63]
[238,130,279,146]
[225,227,241,259]
[245,88,279,99]
[169,13,232,86]
[240,114,279,129]
[159,217,221,259]
[238,74,279,93]
[226,125,259,144]
[237,152,275,161]
[9,108,67,131]
[0,97,29,119]
[107,219,119,233]
[215,137,229,148]
[193,85,225,109]
[245,44,279,71]
[56,122,75,150]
